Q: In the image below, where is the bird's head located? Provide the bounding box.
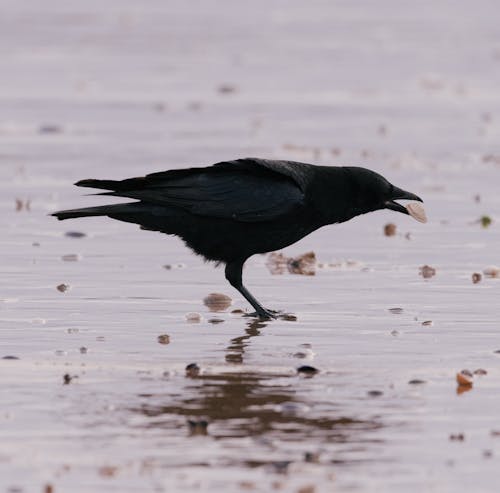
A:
[344,167,423,218]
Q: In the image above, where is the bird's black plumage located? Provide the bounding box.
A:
[52,158,423,318]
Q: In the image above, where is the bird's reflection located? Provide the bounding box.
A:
[225,319,266,364]
[133,321,382,447]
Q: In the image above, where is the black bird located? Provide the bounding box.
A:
[52,158,423,319]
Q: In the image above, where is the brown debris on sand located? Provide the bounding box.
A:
[384,223,397,236]
[419,265,436,279]
[266,251,316,276]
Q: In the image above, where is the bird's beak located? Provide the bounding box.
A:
[385,186,423,215]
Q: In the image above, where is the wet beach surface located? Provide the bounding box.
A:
[2,1,500,491]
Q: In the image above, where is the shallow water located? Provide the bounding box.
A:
[2,1,500,492]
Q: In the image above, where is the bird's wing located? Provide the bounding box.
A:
[83,158,305,223]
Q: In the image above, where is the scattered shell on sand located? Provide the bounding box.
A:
[472,272,482,284]
[185,312,202,322]
[419,265,436,279]
[203,293,232,312]
[157,334,170,345]
[483,265,500,278]
[406,202,427,223]
[384,223,397,236]
[456,370,473,386]
[56,283,70,293]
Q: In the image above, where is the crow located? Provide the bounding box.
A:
[52,157,423,319]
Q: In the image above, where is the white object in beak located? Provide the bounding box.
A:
[406,202,427,223]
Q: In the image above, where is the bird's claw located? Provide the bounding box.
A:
[244,308,279,320]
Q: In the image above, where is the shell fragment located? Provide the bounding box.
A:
[406,202,427,223]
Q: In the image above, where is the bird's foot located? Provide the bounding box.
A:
[244,308,279,320]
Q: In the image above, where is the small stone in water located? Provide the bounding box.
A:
[472,272,482,284]
[449,433,465,441]
[188,419,208,435]
[63,374,76,385]
[57,283,70,293]
[389,307,403,314]
[65,231,86,238]
[157,334,170,345]
[367,390,384,397]
[384,223,397,236]
[2,355,20,360]
[419,265,436,279]
[62,254,81,262]
[185,363,200,378]
[421,320,433,326]
[408,379,427,385]
[297,365,319,376]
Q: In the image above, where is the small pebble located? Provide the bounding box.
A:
[421,320,433,326]
[61,254,81,262]
[473,368,487,375]
[2,355,20,360]
[297,365,319,376]
[384,223,397,236]
[157,334,170,345]
[79,347,88,354]
[231,309,245,314]
[472,272,482,284]
[388,307,403,314]
[56,283,70,293]
[39,124,62,134]
[419,265,436,279]
[479,215,492,228]
[367,390,384,397]
[208,318,224,324]
[217,84,237,94]
[188,419,208,435]
[279,313,297,321]
[65,231,86,238]
[304,452,320,463]
[449,433,465,441]
[185,363,200,378]
[408,379,427,385]
[63,374,76,385]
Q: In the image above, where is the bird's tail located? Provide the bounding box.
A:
[51,203,137,221]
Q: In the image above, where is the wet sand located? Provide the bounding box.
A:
[2,1,500,491]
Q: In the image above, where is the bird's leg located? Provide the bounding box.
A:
[225,260,277,320]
